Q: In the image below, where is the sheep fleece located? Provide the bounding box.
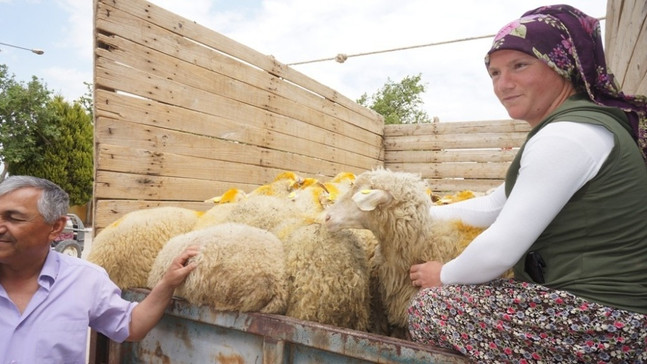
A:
[147,222,288,314]
[86,206,201,289]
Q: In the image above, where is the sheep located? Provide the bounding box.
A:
[270,218,371,331]
[194,188,247,231]
[211,194,303,232]
[323,168,484,335]
[147,222,288,313]
[435,190,478,205]
[280,172,380,332]
[248,171,304,198]
[86,206,202,289]
[203,187,247,204]
[194,172,305,232]
[235,177,371,331]
[184,170,371,330]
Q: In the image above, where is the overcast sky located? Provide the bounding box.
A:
[1,0,606,122]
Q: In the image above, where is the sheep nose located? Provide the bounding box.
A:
[324,214,331,222]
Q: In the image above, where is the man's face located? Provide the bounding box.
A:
[0,187,64,266]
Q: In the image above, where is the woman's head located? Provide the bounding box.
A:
[485,9,598,93]
[485,5,647,157]
[487,49,575,127]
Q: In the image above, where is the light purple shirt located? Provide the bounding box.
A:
[0,250,137,364]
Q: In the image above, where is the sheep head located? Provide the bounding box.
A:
[324,168,430,236]
[324,187,393,231]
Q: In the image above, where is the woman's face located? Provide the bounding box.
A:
[487,49,575,127]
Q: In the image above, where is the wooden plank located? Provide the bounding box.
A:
[384,120,530,136]
[605,0,647,96]
[97,144,287,184]
[94,60,382,164]
[94,200,212,232]
[390,162,511,180]
[95,0,383,133]
[94,90,379,163]
[636,70,647,97]
[620,4,647,94]
[426,179,503,194]
[384,149,519,164]
[604,0,621,66]
[94,31,382,150]
[96,141,368,187]
[610,0,645,90]
[93,30,382,142]
[95,115,377,174]
[384,133,527,151]
[94,170,244,202]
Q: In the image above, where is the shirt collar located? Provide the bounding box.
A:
[38,250,60,290]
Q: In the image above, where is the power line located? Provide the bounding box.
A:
[286,34,495,66]
[286,16,606,66]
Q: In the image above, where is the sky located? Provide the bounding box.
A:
[0,0,607,122]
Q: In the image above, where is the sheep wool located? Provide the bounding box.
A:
[193,202,239,231]
[273,220,371,331]
[147,222,288,313]
[324,168,481,332]
[86,206,202,289]
[225,194,302,231]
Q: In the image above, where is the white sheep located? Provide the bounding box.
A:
[271,218,371,331]
[194,188,247,231]
[324,168,478,334]
[87,206,202,289]
[195,194,302,233]
[147,222,288,313]
[124,171,369,330]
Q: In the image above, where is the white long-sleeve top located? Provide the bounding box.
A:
[430,121,615,284]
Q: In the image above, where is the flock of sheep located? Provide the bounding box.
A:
[86,168,485,337]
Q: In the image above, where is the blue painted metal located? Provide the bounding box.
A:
[113,289,468,363]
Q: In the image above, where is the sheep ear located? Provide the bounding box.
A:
[352,189,392,211]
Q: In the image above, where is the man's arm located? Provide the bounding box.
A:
[126,245,200,341]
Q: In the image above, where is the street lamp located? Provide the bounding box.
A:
[0,41,44,55]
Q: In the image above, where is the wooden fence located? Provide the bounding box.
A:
[605,0,646,96]
[93,0,383,229]
[384,119,530,193]
[93,0,642,231]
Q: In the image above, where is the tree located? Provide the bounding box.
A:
[0,65,94,205]
[77,81,94,119]
[0,64,56,180]
[357,74,432,125]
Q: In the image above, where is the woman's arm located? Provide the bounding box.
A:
[439,122,614,284]
[429,184,506,228]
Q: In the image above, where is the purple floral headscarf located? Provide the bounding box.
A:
[485,4,647,160]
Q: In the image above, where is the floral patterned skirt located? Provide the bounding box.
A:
[408,279,647,363]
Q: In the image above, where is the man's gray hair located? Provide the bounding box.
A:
[0,176,69,224]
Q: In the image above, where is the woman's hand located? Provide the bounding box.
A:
[409,261,443,288]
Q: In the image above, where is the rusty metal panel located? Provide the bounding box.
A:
[117,289,467,364]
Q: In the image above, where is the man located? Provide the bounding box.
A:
[0,175,199,363]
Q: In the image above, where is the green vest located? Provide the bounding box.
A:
[506,94,647,314]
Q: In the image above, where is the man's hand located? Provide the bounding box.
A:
[159,245,201,289]
[409,261,443,288]
[128,245,200,341]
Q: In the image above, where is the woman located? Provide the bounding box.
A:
[407,5,647,363]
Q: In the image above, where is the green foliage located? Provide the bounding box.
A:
[0,65,57,173]
[0,64,94,205]
[357,74,432,125]
[76,81,94,120]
